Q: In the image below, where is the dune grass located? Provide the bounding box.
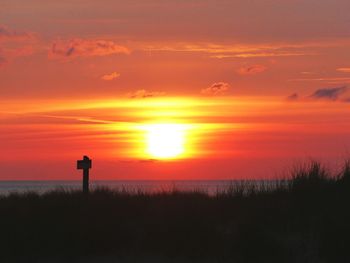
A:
[1,161,350,262]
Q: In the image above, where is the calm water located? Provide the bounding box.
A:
[0,180,284,195]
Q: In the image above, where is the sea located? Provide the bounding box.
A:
[0,180,285,196]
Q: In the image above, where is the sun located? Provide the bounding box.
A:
[144,124,186,159]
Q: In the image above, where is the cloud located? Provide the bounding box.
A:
[0,46,34,68]
[286,93,299,101]
[301,71,318,75]
[2,46,34,57]
[0,26,37,68]
[337,68,350,73]
[127,89,165,98]
[145,42,317,58]
[309,86,347,100]
[287,86,349,102]
[49,38,130,59]
[101,72,120,81]
[288,76,350,85]
[201,82,230,96]
[0,25,35,42]
[213,52,309,58]
[237,64,267,75]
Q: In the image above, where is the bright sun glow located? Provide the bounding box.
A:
[144,124,187,159]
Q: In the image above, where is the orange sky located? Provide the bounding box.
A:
[1,1,350,179]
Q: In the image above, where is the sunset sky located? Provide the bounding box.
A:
[1,0,350,180]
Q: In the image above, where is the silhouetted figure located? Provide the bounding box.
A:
[77,155,92,194]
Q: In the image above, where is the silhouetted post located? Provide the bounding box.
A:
[77,156,92,194]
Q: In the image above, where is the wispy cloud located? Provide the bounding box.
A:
[0,46,34,68]
[237,65,267,75]
[288,86,348,102]
[49,38,130,59]
[309,86,347,100]
[201,82,230,96]
[337,68,350,73]
[144,42,318,59]
[288,77,350,84]
[286,93,299,101]
[101,72,120,81]
[301,71,318,75]
[212,52,310,58]
[127,89,165,98]
[0,25,35,42]
[0,25,37,68]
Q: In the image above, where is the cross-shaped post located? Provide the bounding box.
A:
[77,155,92,194]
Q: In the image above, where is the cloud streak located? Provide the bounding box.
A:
[286,93,299,101]
[101,72,120,81]
[237,65,267,75]
[127,89,165,98]
[144,42,319,59]
[337,68,350,73]
[309,86,347,100]
[0,25,37,68]
[49,38,130,59]
[287,86,348,102]
[0,25,35,42]
[201,82,230,96]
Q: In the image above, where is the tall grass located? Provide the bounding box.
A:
[0,160,350,263]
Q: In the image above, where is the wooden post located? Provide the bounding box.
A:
[83,168,89,194]
[77,156,92,194]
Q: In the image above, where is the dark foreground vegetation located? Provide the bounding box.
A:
[1,161,350,263]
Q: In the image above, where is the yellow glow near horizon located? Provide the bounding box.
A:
[143,124,188,159]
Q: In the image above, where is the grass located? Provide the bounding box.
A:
[1,161,350,262]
